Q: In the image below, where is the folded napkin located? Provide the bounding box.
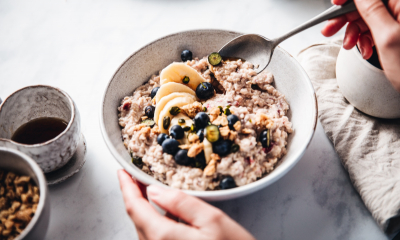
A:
[297,39,400,237]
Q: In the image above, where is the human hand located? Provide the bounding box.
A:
[321,0,400,92]
[117,170,255,240]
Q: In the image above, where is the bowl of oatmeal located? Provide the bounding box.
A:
[100,29,317,201]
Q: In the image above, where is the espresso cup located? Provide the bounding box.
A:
[0,85,81,173]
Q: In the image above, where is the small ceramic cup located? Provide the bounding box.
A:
[336,46,400,119]
[0,147,50,239]
[0,85,81,173]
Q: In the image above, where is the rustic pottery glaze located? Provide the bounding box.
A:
[100,29,317,201]
[0,85,81,173]
[0,147,50,240]
[336,47,400,119]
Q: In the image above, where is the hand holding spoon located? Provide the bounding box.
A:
[218,1,386,73]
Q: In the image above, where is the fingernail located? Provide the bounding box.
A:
[147,185,165,198]
[360,47,367,59]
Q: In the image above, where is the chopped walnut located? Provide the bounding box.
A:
[241,128,253,134]
[132,124,147,131]
[255,113,274,129]
[203,160,217,177]
[151,126,160,135]
[139,127,151,138]
[141,116,148,121]
[233,121,241,131]
[178,144,192,150]
[0,170,39,239]
[228,130,238,141]
[188,134,200,144]
[219,126,230,140]
[210,153,221,162]
[187,143,204,158]
[212,115,228,126]
[181,102,203,118]
[209,107,221,122]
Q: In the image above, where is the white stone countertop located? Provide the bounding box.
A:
[0,0,389,239]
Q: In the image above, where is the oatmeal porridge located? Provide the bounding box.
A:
[118,51,292,191]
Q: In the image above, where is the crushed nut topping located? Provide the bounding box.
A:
[233,121,241,131]
[203,159,217,177]
[132,124,147,131]
[210,153,221,162]
[228,130,238,141]
[141,116,148,121]
[181,102,203,118]
[212,115,228,126]
[0,170,39,239]
[255,113,274,129]
[241,128,253,134]
[209,107,221,122]
[188,134,200,144]
[151,126,161,135]
[178,144,192,150]
[188,143,204,158]
[219,126,230,140]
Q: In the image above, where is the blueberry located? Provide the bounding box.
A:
[157,133,169,145]
[196,82,214,100]
[151,87,160,99]
[259,129,270,148]
[196,129,205,142]
[219,176,237,190]
[162,139,179,155]
[194,151,206,169]
[194,112,210,129]
[174,149,193,166]
[144,105,155,118]
[170,125,184,139]
[227,114,239,130]
[181,50,193,62]
[212,140,231,157]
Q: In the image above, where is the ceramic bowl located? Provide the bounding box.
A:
[0,85,81,173]
[0,147,50,240]
[336,47,400,119]
[100,29,317,201]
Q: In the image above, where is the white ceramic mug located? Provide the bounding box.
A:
[0,85,81,173]
[336,46,400,119]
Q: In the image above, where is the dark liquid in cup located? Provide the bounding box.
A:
[11,117,68,144]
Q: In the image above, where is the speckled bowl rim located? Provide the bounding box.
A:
[0,147,48,239]
[0,85,76,147]
[100,29,318,200]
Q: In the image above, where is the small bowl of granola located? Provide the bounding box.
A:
[100,29,317,201]
[0,147,50,239]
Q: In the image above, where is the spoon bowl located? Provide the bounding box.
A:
[219,34,274,74]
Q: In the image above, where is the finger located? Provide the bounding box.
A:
[321,11,362,37]
[117,170,165,228]
[137,181,148,199]
[354,0,398,32]
[343,21,361,49]
[147,185,226,227]
[358,31,374,59]
[332,0,348,5]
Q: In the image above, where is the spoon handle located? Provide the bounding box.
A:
[272,0,373,48]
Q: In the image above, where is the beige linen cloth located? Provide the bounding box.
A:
[297,39,400,237]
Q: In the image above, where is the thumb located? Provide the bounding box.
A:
[354,0,397,33]
[147,185,226,227]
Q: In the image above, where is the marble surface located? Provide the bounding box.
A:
[0,0,389,239]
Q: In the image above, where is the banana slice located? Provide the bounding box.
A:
[203,138,213,164]
[169,113,194,145]
[160,63,207,91]
[154,92,196,123]
[158,97,195,134]
[155,82,196,104]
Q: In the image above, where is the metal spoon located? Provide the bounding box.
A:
[219,1,357,73]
